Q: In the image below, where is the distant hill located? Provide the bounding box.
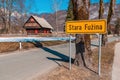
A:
[31,4,120,32]
[90,3,120,22]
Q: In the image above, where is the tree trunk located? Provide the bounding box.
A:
[8,0,13,33]
[98,0,107,45]
[72,0,92,67]
[103,0,116,45]
[2,0,7,33]
[98,0,115,46]
[107,0,116,25]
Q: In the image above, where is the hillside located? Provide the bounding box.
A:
[34,4,120,32]
[0,4,119,33]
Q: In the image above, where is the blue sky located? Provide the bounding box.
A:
[29,0,69,14]
[29,0,120,14]
[91,0,120,3]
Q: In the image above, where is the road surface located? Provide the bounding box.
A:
[0,43,75,80]
[0,36,119,80]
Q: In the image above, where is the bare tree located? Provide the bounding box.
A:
[71,0,92,66]
[12,0,33,33]
[66,0,116,67]
[0,0,15,33]
[114,18,120,36]
[98,0,106,45]
[98,0,116,45]
[0,0,34,33]
[6,0,15,33]
[107,0,116,24]
[15,0,27,27]
[52,0,62,33]
[105,0,116,45]
[99,0,104,19]
[0,0,7,33]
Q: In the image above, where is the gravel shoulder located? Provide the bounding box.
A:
[112,42,120,80]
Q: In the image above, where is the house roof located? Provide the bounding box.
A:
[32,15,53,29]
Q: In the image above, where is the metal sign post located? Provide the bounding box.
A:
[66,19,107,74]
[98,34,102,76]
[69,35,72,70]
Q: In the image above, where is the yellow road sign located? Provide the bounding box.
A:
[65,19,107,34]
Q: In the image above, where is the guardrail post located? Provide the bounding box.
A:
[19,42,22,50]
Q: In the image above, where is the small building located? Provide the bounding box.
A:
[23,15,53,34]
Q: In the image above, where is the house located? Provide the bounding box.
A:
[23,15,53,34]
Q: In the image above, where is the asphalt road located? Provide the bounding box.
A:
[0,43,75,80]
[0,36,119,80]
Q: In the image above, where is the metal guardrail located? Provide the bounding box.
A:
[0,37,76,42]
[0,37,75,50]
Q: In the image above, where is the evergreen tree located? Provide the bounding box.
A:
[66,0,74,21]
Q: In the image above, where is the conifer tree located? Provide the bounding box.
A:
[66,0,74,21]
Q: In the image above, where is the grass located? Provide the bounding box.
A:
[0,41,67,54]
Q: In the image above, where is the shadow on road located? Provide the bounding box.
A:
[30,41,43,47]
[30,41,74,63]
[31,41,97,73]
[41,47,74,63]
